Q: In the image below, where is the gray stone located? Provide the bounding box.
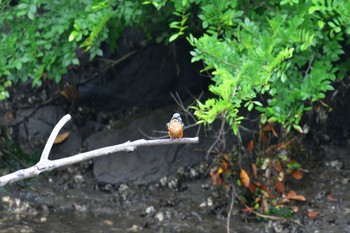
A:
[8,105,82,160]
[86,107,232,185]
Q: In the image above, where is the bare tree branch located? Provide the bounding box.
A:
[0,114,199,187]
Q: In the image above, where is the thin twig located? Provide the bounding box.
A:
[227,183,235,233]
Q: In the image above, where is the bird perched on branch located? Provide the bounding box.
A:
[166,113,184,140]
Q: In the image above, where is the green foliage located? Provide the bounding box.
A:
[1,0,349,135]
[0,0,151,100]
[148,0,350,133]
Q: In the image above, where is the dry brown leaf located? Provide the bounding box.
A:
[255,181,275,199]
[240,168,250,188]
[273,160,283,173]
[264,139,294,154]
[326,193,337,202]
[221,154,230,171]
[248,182,257,194]
[287,190,306,201]
[54,131,71,144]
[307,210,321,218]
[291,170,303,180]
[275,181,285,194]
[210,168,224,186]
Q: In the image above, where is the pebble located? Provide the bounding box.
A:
[207,197,213,207]
[168,178,180,190]
[127,225,143,232]
[118,184,129,192]
[176,167,187,178]
[146,206,155,217]
[155,212,164,222]
[199,197,213,208]
[189,168,199,179]
[73,203,88,212]
[73,174,84,184]
[159,176,168,187]
[198,162,209,175]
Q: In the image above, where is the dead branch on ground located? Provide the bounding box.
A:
[0,114,199,187]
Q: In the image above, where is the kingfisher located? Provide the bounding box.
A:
[166,113,184,140]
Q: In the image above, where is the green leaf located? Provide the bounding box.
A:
[17,3,28,10]
[317,20,325,29]
[293,124,303,133]
[68,31,77,42]
[287,161,301,170]
[27,10,35,20]
[169,33,180,42]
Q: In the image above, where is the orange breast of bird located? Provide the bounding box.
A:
[168,120,183,139]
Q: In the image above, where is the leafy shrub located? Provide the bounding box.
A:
[147,0,350,132]
[0,0,157,100]
[1,0,349,134]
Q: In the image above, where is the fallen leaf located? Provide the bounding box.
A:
[54,131,71,144]
[240,168,250,188]
[254,181,275,199]
[307,210,321,218]
[291,170,303,180]
[287,190,306,201]
[210,168,224,186]
[264,139,295,154]
[221,154,230,171]
[326,193,337,202]
[273,160,283,173]
[248,182,257,194]
[217,167,224,174]
[275,181,285,194]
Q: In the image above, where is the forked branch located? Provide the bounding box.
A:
[0,114,199,187]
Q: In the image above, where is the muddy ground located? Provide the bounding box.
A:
[0,140,349,233]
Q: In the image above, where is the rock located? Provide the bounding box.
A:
[5,105,82,160]
[146,206,156,217]
[168,177,181,190]
[155,211,164,222]
[127,225,143,232]
[189,168,199,179]
[159,176,168,187]
[88,106,238,185]
[87,107,197,184]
